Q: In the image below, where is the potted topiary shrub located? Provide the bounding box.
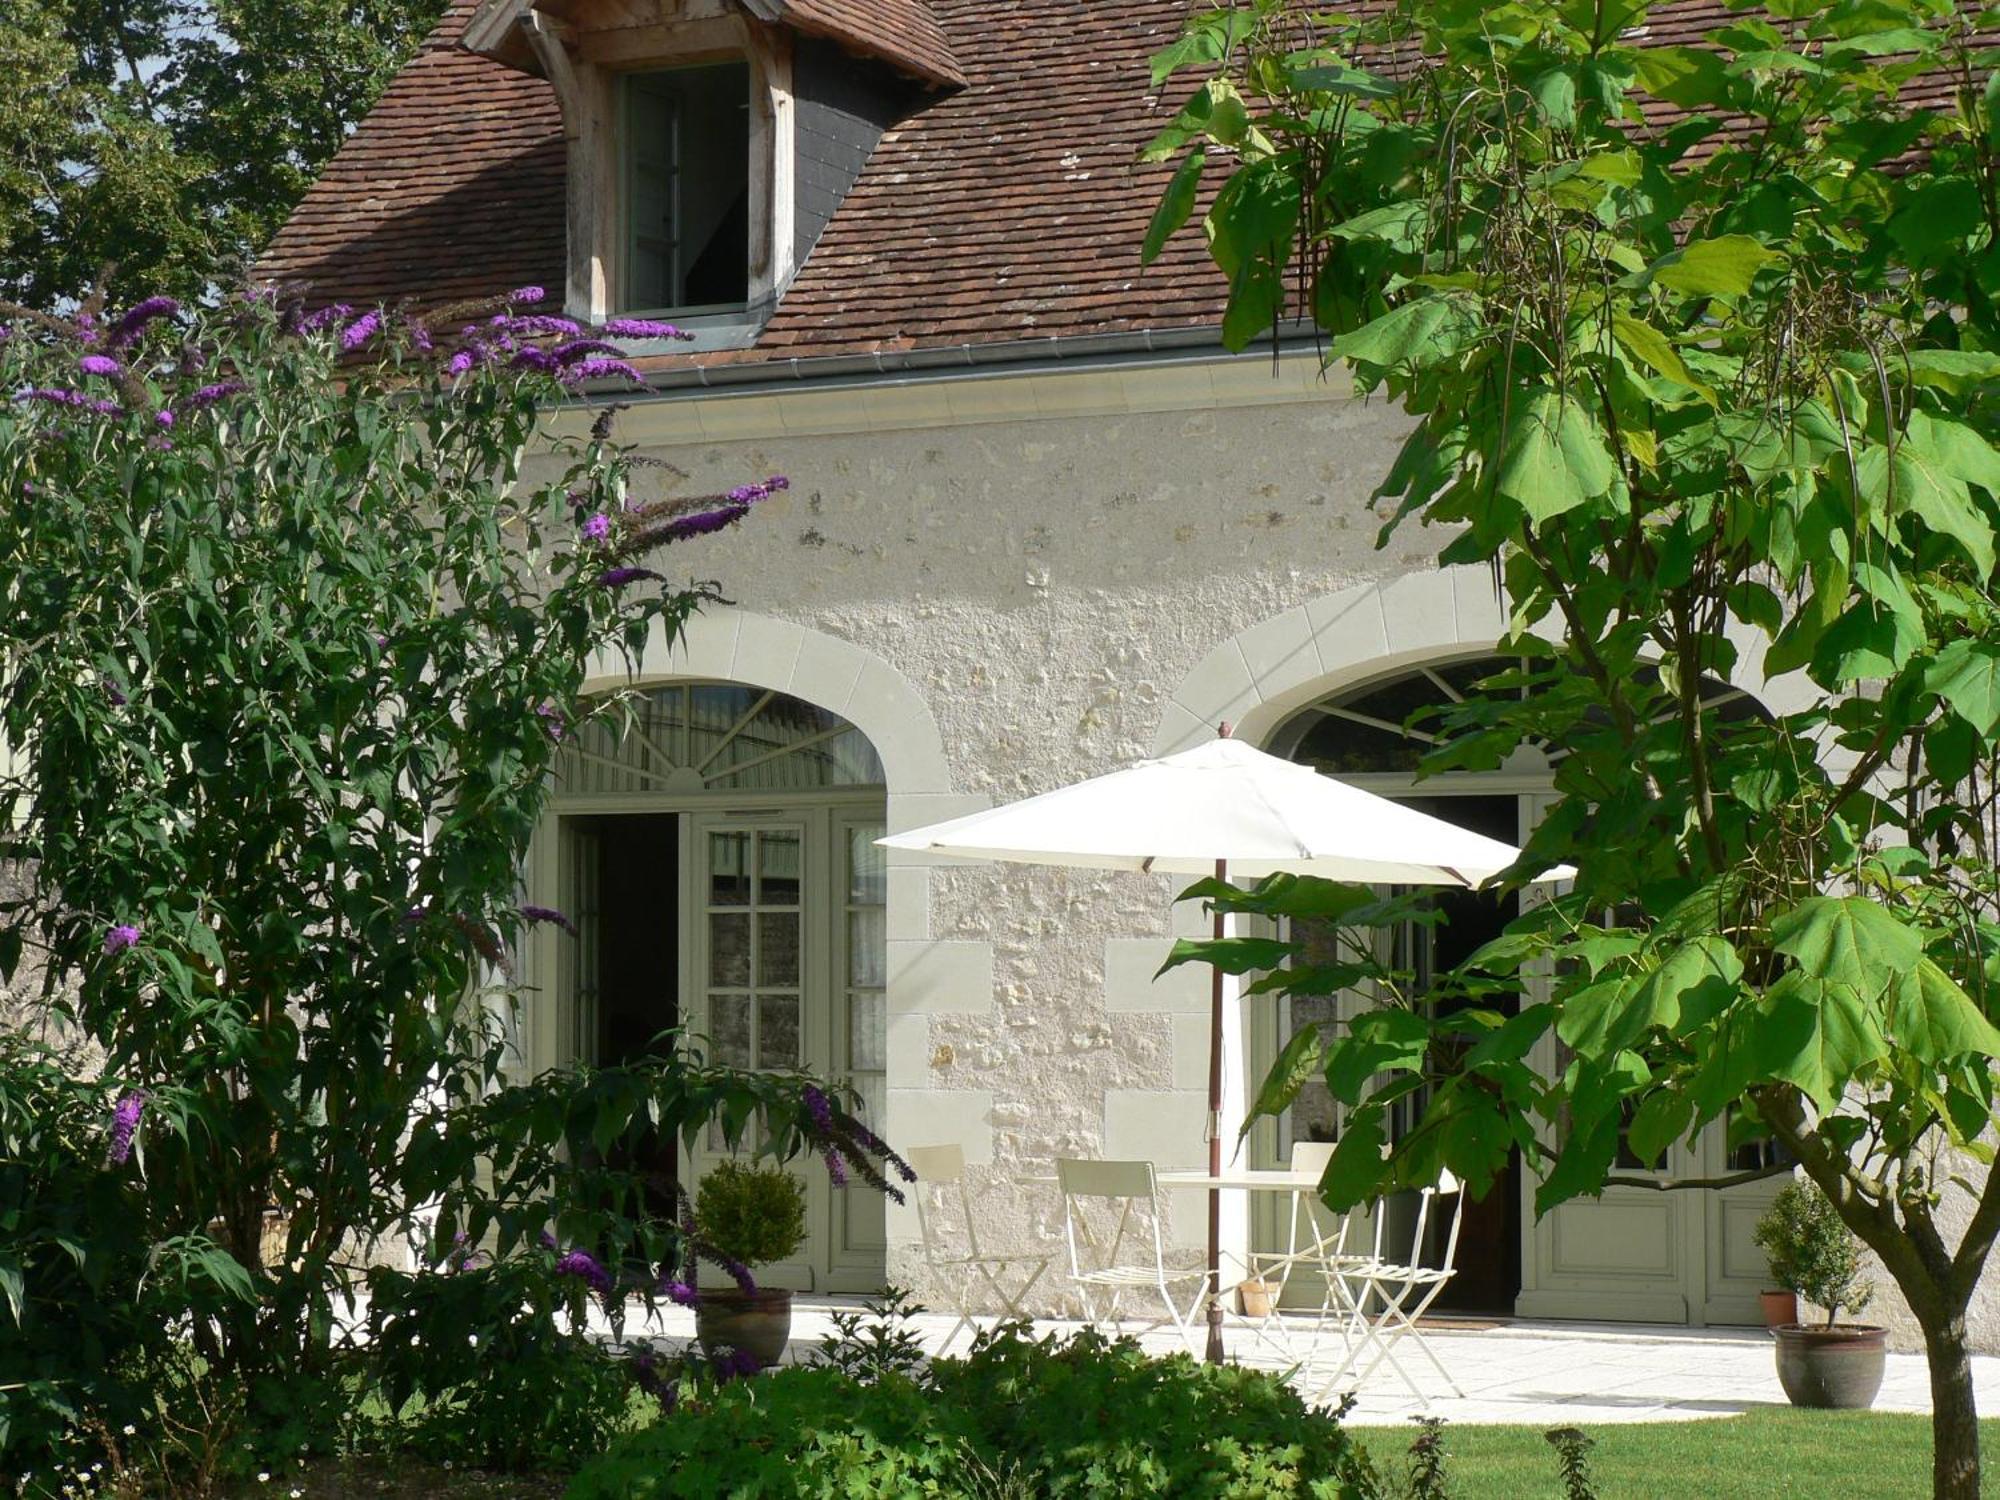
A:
[692,1160,808,1371]
[1752,1181,1885,1409]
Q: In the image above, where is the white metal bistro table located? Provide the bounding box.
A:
[1152,1168,1349,1360]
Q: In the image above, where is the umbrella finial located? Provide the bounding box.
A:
[1217,721,1234,739]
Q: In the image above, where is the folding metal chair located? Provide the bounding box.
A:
[1312,1171,1467,1403]
[1056,1158,1212,1357]
[908,1143,1053,1354]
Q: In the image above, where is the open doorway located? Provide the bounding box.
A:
[572,812,682,1219]
[1398,793,1521,1316]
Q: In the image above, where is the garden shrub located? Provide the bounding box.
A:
[0,288,913,1489]
[358,1252,642,1473]
[567,1325,1382,1499]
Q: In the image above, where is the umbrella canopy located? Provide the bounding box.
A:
[880,732,1568,1366]
[881,735,1570,886]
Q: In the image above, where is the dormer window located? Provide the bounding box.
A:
[459,0,962,339]
[621,62,751,315]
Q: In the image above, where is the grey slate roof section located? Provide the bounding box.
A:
[792,40,920,271]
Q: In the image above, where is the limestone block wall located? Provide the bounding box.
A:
[538,350,1439,1310]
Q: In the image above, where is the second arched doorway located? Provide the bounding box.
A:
[1252,653,1783,1327]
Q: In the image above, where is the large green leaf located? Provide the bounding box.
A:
[1141,148,1205,266]
[1644,235,1784,298]
[1495,389,1617,524]
[1770,895,1923,993]
[1241,1022,1326,1138]
[1854,412,2000,574]
[1327,295,1478,371]
[1324,1007,1431,1103]
[1887,959,2000,1065]
[1926,638,2000,735]
[1753,973,1890,1110]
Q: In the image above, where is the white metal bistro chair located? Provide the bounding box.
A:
[908,1144,1054,1355]
[1056,1158,1212,1357]
[1312,1171,1467,1404]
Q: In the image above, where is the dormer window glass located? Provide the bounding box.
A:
[621,61,752,314]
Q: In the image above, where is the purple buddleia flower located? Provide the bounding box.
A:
[510,346,559,373]
[658,503,752,543]
[597,566,664,587]
[599,318,691,340]
[340,310,382,351]
[722,1257,756,1295]
[550,339,623,366]
[106,1090,148,1165]
[155,408,175,428]
[78,354,120,378]
[554,1248,611,1293]
[824,1149,849,1187]
[14,389,120,415]
[103,678,127,706]
[508,285,548,305]
[716,1346,761,1380]
[445,350,477,377]
[559,358,647,388]
[801,1085,834,1134]
[106,297,180,350]
[298,303,353,334]
[180,381,244,412]
[507,315,582,337]
[659,1275,699,1307]
[519,904,578,936]
[148,435,173,452]
[102,923,141,955]
[410,322,434,353]
[534,701,568,741]
[582,512,610,541]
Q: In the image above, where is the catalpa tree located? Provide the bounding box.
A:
[1150,2,2000,1494]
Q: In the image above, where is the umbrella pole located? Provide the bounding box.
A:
[1206,856,1226,1365]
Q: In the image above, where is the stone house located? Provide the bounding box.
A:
[256,0,1927,1339]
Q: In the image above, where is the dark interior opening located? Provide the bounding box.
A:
[586,813,681,1225]
[1400,793,1523,1317]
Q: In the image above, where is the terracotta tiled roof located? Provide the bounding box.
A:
[259,0,1219,358]
[741,0,1225,361]
[257,0,565,314]
[258,0,1988,367]
[768,0,965,88]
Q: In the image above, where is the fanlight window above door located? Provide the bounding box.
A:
[1270,654,1761,776]
[559,683,885,796]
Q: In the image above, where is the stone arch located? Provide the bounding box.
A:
[582,606,954,797]
[1155,564,1816,757]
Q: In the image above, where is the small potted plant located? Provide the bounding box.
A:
[1752,1181,1885,1409]
[691,1159,808,1370]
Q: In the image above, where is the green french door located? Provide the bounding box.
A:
[684,807,886,1293]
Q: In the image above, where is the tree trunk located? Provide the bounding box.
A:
[1921,1310,1981,1500]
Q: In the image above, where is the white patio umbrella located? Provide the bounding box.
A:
[879,730,1570,1362]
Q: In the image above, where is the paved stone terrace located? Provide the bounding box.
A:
[592,1299,2000,1427]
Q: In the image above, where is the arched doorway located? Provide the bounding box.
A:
[1253,654,1783,1326]
[534,681,889,1294]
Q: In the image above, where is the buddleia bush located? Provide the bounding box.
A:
[0,289,909,1486]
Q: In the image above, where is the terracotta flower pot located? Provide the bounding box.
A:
[695,1287,794,1370]
[1759,1289,1799,1328]
[1773,1323,1887,1410]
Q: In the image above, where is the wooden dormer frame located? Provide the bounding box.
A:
[468,0,794,323]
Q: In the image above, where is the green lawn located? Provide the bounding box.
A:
[1353,1409,1997,1498]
